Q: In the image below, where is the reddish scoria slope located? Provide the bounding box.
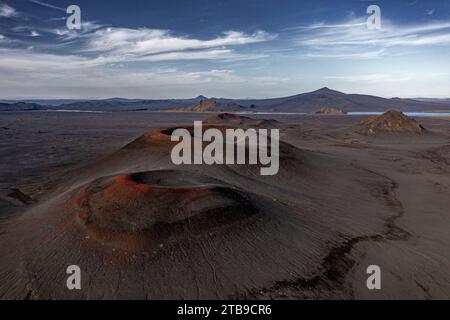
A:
[356,110,427,135]
[0,121,399,299]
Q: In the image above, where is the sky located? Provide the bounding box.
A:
[0,0,449,99]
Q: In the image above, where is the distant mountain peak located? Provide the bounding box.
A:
[195,95,208,100]
[313,87,343,94]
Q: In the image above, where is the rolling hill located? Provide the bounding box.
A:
[0,102,44,111]
[173,99,244,112]
[1,88,450,113]
[228,87,450,113]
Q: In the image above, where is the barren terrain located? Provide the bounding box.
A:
[0,111,449,299]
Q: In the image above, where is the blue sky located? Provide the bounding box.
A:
[0,0,449,99]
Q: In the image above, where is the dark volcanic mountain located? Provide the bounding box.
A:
[53,97,206,112]
[0,102,44,111]
[413,98,450,104]
[205,113,279,127]
[230,88,450,113]
[177,99,244,112]
[2,88,450,112]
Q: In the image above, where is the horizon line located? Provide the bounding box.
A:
[1,87,449,102]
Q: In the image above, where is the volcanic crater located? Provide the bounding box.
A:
[75,170,259,249]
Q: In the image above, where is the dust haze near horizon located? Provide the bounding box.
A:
[0,0,449,99]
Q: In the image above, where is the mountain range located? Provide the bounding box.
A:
[1,88,449,113]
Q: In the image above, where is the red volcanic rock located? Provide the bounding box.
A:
[313,107,347,115]
[74,170,258,250]
[187,99,244,112]
[0,120,400,300]
[357,110,427,135]
[206,113,279,127]
[123,128,175,149]
[124,125,231,149]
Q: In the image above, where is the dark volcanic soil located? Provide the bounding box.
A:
[0,111,450,300]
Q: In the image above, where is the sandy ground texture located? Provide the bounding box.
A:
[0,111,449,300]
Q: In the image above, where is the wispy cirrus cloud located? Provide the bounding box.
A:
[127,49,267,63]
[67,28,273,64]
[0,48,263,74]
[324,74,411,83]
[0,3,18,17]
[304,49,387,60]
[52,21,105,40]
[299,19,450,47]
[83,28,275,55]
[0,1,277,99]
[0,48,284,98]
[291,17,450,59]
[29,0,66,12]
[0,22,276,98]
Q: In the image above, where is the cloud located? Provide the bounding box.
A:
[38,26,273,64]
[0,33,11,44]
[0,45,291,99]
[285,21,366,31]
[305,49,386,60]
[0,48,266,77]
[128,49,267,63]
[0,3,18,17]
[290,17,450,59]
[29,0,66,12]
[324,74,411,83]
[297,19,450,47]
[0,17,275,97]
[0,49,94,73]
[52,21,105,40]
[84,28,274,55]
[26,24,274,64]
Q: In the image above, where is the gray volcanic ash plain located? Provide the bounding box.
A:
[0,111,449,299]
